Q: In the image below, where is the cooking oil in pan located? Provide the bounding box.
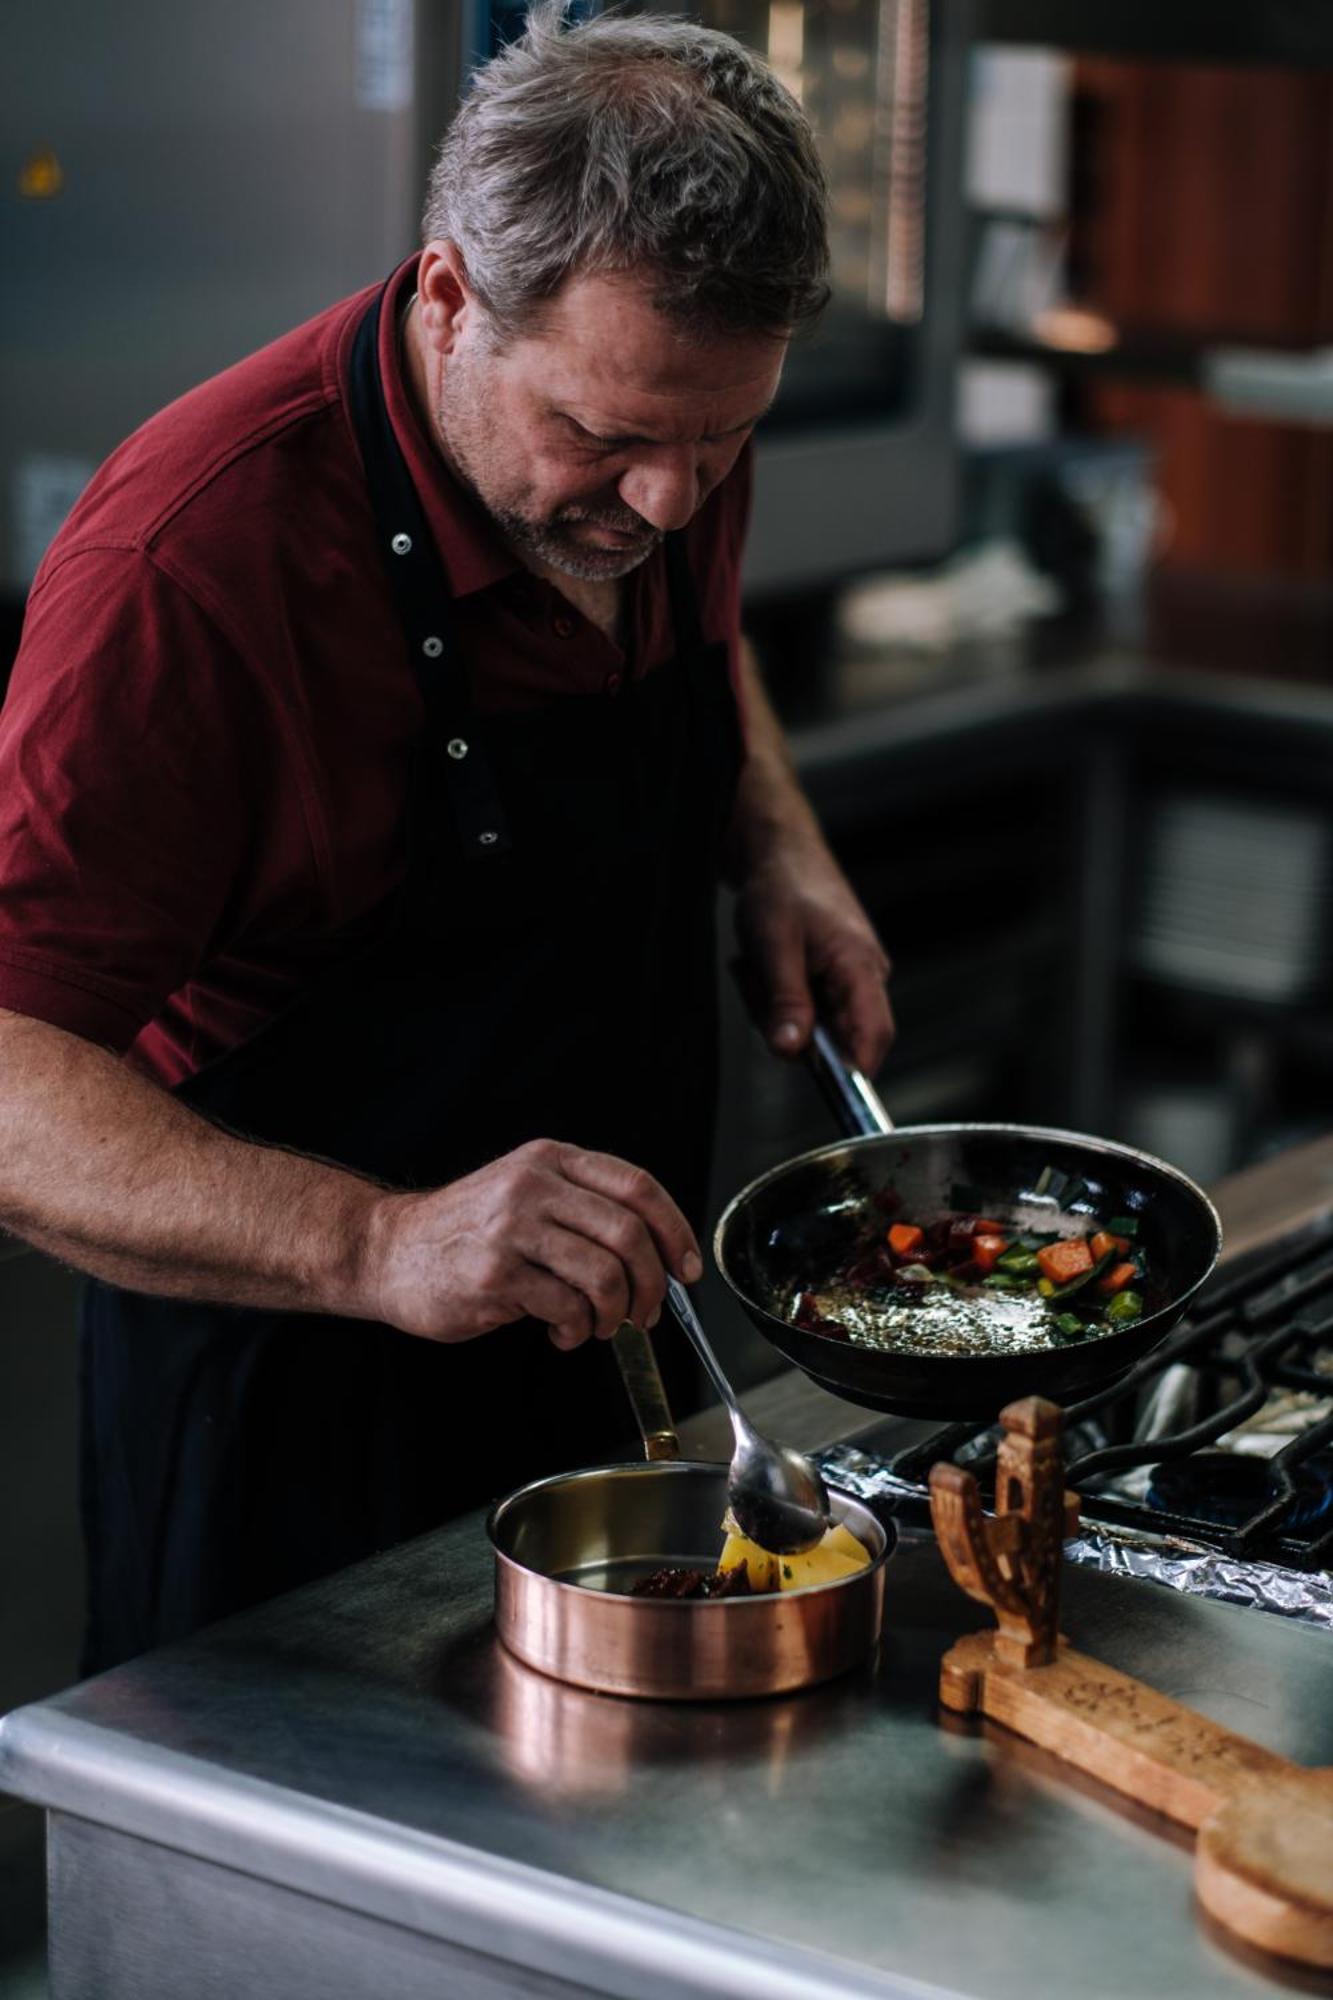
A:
[784,1278,1070,1358]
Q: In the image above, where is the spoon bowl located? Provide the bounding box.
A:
[666,1277,831,1555]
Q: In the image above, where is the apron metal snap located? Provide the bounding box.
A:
[422,635,444,658]
[478,830,498,846]
[446,738,469,760]
[390,531,412,555]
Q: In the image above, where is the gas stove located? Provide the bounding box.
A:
[819,1213,1333,1626]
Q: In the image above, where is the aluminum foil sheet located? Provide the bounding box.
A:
[817,1443,1333,1632]
[1060,1529,1333,1630]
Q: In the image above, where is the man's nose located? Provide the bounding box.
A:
[618,450,701,533]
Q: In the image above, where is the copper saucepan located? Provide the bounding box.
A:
[488,1325,892,1701]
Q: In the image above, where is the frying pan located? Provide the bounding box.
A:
[714,1030,1222,1421]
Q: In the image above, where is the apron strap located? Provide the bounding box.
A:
[665,531,705,658]
[349,287,513,860]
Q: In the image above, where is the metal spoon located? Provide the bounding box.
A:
[666,1275,831,1555]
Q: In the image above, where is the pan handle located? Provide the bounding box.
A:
[611,1322,680,1462]
[806,1024,895,1138]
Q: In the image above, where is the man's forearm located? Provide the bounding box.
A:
[724,637,895,1072]
[0,1008,382,1313]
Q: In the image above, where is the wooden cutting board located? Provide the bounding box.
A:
[930,1397,1333,1971]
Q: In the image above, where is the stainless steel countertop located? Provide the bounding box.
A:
[786,650,1333,787]
[4,1138,1333,2000]
[780,652,1328,800]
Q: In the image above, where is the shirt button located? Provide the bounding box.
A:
[606,671,623,694]
[552,612,576,639]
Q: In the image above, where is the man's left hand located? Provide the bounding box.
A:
[734,822,894,1077]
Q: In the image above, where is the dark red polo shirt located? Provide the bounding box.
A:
[0,258,751,1086]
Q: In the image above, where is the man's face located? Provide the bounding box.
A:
[426,261,787,582]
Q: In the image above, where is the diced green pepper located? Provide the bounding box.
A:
[996,1248,1039,1275]
[983,1272,1020,1290]
[1107,1216,1140,1238]
[1054,1312,1086,1339]
[1104,1289,1143,1325]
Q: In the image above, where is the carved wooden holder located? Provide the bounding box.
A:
[929,1397,1333,1970]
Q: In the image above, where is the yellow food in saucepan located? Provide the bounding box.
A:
[717,1517,871,1593]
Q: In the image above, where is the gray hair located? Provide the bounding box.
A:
[423,3,830,342]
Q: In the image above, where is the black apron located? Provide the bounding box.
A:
[79,281,743,1674]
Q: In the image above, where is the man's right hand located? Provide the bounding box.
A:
[0,1012,699,1348]
[365,1139,702,1351]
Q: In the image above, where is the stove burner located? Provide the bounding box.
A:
[876,1217,1333,1573]
[1146,1451,1333,1532]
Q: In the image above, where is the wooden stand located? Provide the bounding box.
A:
[929,1398,1333,1971]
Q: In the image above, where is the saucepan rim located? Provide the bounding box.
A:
[486,1458,894,1602]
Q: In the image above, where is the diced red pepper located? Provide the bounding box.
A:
[1037,1238,1095,1284]
[973,1219,1006,1237]
[888,1223,924,1258]
[1096,1260,1140,1296]
[1091,1230,1131,1262]
[972,1233,1009,1273]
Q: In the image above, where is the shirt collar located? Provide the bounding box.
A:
[377,255,521,600]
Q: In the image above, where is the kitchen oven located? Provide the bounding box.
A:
[1,0,972,619]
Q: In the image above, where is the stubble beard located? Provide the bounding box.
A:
[435,370,661,583]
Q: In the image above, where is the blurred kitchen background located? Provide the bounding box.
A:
[3,1,1333,1985]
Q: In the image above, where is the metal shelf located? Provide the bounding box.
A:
[976,0,1333,71]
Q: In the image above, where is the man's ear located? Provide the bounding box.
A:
[417,240,477,356]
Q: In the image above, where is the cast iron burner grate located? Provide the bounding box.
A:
[869,1214,1333,1572]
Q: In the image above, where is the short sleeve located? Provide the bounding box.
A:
[0,546,286,1050]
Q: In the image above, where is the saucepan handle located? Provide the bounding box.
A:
[805,1023,895,1139]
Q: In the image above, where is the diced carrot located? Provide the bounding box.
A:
[1036,1238,1095,1285]
[888,1222,924,1257]
[972,1233,1009,1273]
[1096,1260,1140,1295]
[1091,1230,1131,1262]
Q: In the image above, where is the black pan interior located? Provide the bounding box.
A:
[715,1124,1221,1421]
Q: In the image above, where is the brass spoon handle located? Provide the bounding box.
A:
[611,1322,679,1463]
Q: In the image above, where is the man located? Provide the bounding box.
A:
[0,5,892,1671]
